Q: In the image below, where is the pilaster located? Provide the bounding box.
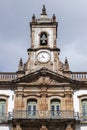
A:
[14,87,24,110]
[39,87,48,111]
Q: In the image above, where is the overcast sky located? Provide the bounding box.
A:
[0,0,87,72]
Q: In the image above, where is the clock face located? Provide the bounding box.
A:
[37,51,50,63]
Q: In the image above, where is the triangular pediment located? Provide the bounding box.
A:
[12,68,77,86]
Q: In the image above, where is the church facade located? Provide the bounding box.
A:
[0,6,87,130]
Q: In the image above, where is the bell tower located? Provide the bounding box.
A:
[30,5,58,49]
[25,5,61,74]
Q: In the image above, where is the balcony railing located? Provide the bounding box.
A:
[0,113,8,122]
[9,110,81,120]
[0,72,17,81]
[0,111,87,122]
[71,72,87,81]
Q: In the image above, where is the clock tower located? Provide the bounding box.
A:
[25,5,61,74]
[5,5,76,130]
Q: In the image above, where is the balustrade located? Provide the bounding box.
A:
[0,72,17,81]
[8,110,80,120]
[0,71,87,81]
[71,72,87,81]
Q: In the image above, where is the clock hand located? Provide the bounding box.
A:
[42,55,45,58]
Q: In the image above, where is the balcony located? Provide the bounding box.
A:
[0,113,8,122]
[12,110,77,119]
[0,111,87,122]
[8,110,81,120]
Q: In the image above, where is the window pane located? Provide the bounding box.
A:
[0,100,6,117]
[51,105,55,116]
[51,99,60,116]
[33,105,36,116]
[56,105,59,111]
[28,105,31,114]
[81,99,87,121]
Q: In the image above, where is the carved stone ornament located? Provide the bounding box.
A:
[40,125,48,130]
[66,123,73,130]
[14,124,22,130]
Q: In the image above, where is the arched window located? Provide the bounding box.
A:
[27,99,37,117]
[0,99,6,118]
[81,99,87,121]
[40,32,48,45]
[50,99,60,117]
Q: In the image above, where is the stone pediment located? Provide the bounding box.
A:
[12,68,77,86]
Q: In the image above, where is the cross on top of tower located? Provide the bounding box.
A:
[41,5,47,15]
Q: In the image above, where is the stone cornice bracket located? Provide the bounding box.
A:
[40,120,48,130]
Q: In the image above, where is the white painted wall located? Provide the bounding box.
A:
[80,124,87,130]
[73,90,87,112]
[0,125,11,130]
[76,124,87,130]
[0,90,14,112]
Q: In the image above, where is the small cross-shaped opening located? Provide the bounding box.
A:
[40,32,47,45]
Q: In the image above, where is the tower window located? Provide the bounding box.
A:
[40,32,48,45]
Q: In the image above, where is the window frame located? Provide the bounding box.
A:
[0,94,9,120]
[50,99,60,117]
[27,99,37,117]
[78,95,87,121]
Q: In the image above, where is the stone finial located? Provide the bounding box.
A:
[19,58,23,66]
[32,14,36,22]
[64,57,69,71]
[65,57,68,65]
[41,5,47,15]
[18,58,23,71]
[52,14,56,22]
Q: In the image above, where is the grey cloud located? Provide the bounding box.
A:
[0,0,87,72]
